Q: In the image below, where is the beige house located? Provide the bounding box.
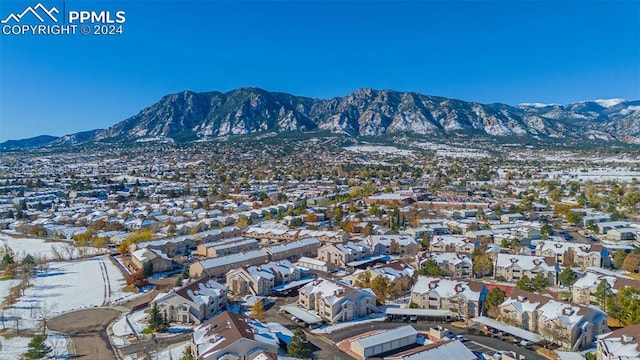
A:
[429,235,475,254]
[195,237,258,258]
[409,276,485,319]
[318,241,371,268]
[262,237,320,261]
[366,235,418,256]
[535,240,602,268]
[131,248,173,273]
[298,277,379,323]
[499,289,609,350]
[494,254,557,285]
[417,252,473,279]
[596,324,640,360]
[571,269,640,306]
[129,235,197,257]
[189,250,269,278]
[191,311,279,360]
[152,278,227,324]
[226,260,302,296]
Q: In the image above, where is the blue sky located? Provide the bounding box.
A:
[1,0,639,141]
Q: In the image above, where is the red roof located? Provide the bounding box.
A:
[485,283,517,297]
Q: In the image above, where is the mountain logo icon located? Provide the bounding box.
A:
[1,3,59,24]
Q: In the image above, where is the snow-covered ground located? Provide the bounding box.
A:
[0,332,68,359]
[0,334,30,359]
[10,255,133,329]
[0,233,108,260]
[122,340,191,360]
[0,233,67,260]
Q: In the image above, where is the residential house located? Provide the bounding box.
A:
[535,240,603,268]
[409,276,486,319]
[191,311,279,360]
[190,250,269,278]
[571,268,640,306]
[130,235,197,257]
[131,248,173,273]
[429,235,476,254]
[494,254,557,285]
[596,324,640,360]
[196,238,259,258]
[417,252,473,279]
[501,213,524,223]
[317,241,371,268]
[499,289,609,350]
[153,278,227,324]
[298,277,379,323]
[262,237,320,261]
[366,235,419,256]
[226,260,302,296]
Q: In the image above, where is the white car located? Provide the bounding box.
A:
[455,335,466,342]
[519,339,533,348]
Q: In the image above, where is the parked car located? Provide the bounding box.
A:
[519,339,533,348]
[455,334,466,342]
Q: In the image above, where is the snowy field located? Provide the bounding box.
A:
[0,233,65,260]
[0,234,140,358]
[0,233,107,260]
[7,255,134,329]
[0,330,69,359]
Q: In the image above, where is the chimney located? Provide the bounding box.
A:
[622,334,634,343]
[562,307,574,316]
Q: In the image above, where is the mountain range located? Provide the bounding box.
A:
[3,88,640,150]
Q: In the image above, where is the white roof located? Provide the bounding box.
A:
[297,256,326,266]
[280,304,323,324]
[537,240,599,257]
[355,325,417,349]
[411,276,481,302]
[400,340,477,360]
[199,250,267,270]
[496,253,554,272]
[472,316,543,343]
[426,252,472,267]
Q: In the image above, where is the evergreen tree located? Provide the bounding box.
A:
[149,302,162,331]
[143,260,154,277]
[22,334,52,359]
[558,267,577,289]
[287,328,312,358]
[417,259,443,276]
[595,279,612,311]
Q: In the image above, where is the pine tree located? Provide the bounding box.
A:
[287,328,312,358]
[22,334,52,359]
[149,302,162,331]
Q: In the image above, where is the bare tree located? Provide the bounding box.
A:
[51,246,64,262]
[36,300,58,334]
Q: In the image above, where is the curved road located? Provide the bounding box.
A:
[48,308,123,360]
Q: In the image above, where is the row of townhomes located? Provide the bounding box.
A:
[499,289,609,350]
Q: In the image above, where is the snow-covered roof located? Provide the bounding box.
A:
[355,325,417,349]
[411,276,482,302]
[495,254,555,272]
